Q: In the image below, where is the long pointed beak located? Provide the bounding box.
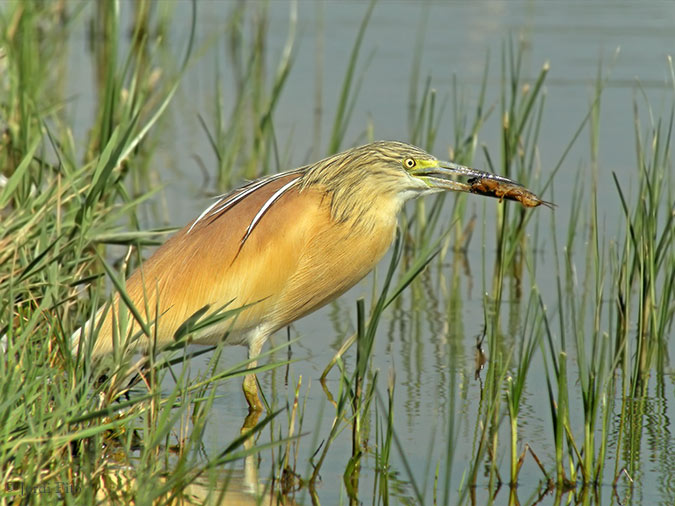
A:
[412,161,553,208]
[413,161,522,191]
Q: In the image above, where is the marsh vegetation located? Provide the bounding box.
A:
[1,1,673,504]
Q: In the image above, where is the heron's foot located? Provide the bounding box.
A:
[243,373,263,412]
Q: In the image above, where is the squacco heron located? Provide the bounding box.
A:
[75,141,546,411]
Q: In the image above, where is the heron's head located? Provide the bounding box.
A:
[302,140,545,222]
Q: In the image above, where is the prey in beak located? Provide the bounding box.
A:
[413,160,554,209]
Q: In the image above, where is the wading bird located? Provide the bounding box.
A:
[75,141,546,411]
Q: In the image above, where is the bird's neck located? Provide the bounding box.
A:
[299,165,410,232]
[321,183,402,235]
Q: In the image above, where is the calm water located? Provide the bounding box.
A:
[65,1,675,504]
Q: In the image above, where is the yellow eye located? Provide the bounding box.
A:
[404,157,416,169]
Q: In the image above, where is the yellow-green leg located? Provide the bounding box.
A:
[242,336,265,412]
[243,373,263,412]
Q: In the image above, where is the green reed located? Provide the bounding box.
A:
[328,0,376,154]
[534,55,675,502]
[200,0,298,191]
[614,83,674,394]
[490,39,550,314]
[0,2,291,503]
